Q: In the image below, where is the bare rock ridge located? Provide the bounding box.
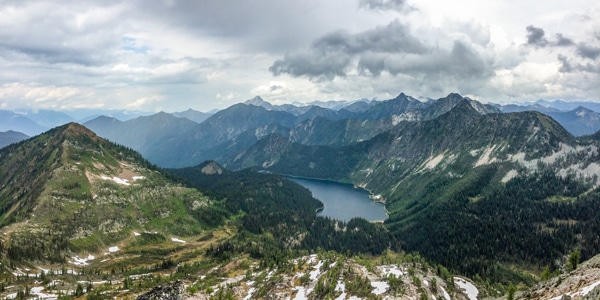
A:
[137,281,184,300]
[521,253,600,299]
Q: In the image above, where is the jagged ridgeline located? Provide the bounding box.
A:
[226,99,600,282]
[0,123,214,262]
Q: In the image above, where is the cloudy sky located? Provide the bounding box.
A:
[0,0,598,112]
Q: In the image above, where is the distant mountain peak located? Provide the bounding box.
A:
[58,122,97,139]
[445,92,465,100]
[244,96,274,110]
[574,106,593,113]
[393,92,418,102]
[453,98,480,114]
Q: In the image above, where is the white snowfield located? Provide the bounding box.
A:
[70,254,95,266]
[103,246,120,255]
[454,277,479,300]
[100,175,145,186]
[171,237,186,243]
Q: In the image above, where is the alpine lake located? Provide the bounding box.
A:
[285,176,388,222]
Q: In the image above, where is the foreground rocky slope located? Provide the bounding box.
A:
[520,253,600,299]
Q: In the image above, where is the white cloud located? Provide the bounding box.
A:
[0,82,89,109]
[0,0,597,112]
[126,95,163,109]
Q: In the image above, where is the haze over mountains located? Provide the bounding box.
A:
[2,94,600,142]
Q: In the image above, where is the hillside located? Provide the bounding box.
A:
[0,123,216,263]
[226,99,600,282]
[227,99,575,185]
[499,104,600,136]
[0,130,408,299]
[520,252,600,299]
[0,131,28,149]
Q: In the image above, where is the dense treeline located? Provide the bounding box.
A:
[169,163,391,257]
[391,165,599,283]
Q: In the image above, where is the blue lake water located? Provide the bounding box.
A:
[286,176,388,222]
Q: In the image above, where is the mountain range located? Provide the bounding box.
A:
[81,93,503,168]
[1,92,600,298]
[2,94,600,153]
[0,130,28,148]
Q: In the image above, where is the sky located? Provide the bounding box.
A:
[0,0,599,112]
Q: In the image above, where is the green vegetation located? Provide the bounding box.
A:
[389,167,599,284]
[170,163,391,258]
[568,249,580,271]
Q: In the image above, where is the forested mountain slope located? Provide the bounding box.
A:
[226,99,600,282]
[0,123,215,262]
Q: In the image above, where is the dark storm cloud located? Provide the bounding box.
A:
[557,54,573,72]
[555,33,574,46]
[364,40,493,79]
[271,18,496,85]
[358,0,412,12]
[270,84,283,91]
[269,50,352,80]
[270,20,430,79]
[525,27,595,54]
[526,25,548,47]
[314,21,427,54]
[576,43,600,60]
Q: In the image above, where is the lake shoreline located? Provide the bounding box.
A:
[282,174,388,223]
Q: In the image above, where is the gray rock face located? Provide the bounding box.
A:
[137,281,184,300]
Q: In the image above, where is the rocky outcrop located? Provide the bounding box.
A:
[137,280,184,300]
[520,255,600,299]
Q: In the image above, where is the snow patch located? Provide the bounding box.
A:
[101,175,130,186]
[310,260,324,280]
[377,265,404,277]
[243,287,256,300]
[133,231,141,236]
[334,282,346,300]
[104,246,120,255]
[293,286,309,300]
[171,237,186,243]
[30,286,57,299]
[454,277,479,300]
[71,254,95,266]
[132,176,145,181]
[371,281,388,295]
[440,285,452,300]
